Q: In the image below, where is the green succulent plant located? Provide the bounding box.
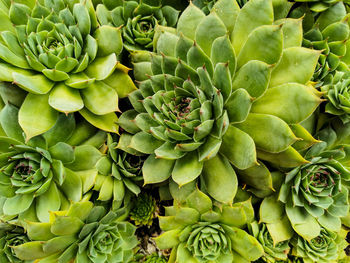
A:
[12,201,138,263]
[155,188,263,263]
[94,133,144,209]
[291,228,339,263]
[336,227,350,262]
[130,192,157,226]
[0,0,137,139]
[144,253,168,263]
[248,221,291,262]
[119,0,322,203]
[321,70,350,123]
[96,0,180,51]
[0,223,29,263]
[290,2,350,83]
[131,253,167,263]
[278,126,350,238]
[0,101,105,222]
[261,121,350,241]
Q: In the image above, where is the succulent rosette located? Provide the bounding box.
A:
[0,0,137,138]
[0,223,29,263]
[321,70,350,122]
[131,253,167,263]
[290,2,350,83]
[0,101,103,222]
[155,188,263,262]
[259,121,350,241]
[119,0,322,203]
[144,253,167,263]
[94,133,144,208]
[130,192,157,226]
[96,0,180,51]
[278,125,350,238]
[291,229,339,263]
[12,201,138,263]
[248,221,291,262]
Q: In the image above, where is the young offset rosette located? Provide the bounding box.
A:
[261,122,350,241]
[131,253,167,263]
[129,192,157,226]
[278,127,350,239]
[0,223,29,263]
[96,0,180,51]
[248,221,291,262]
[0,102,103,223]
[290,2,350,83]
[0,0,136,138]
[119,0,322,203]
[155,188,264,262]
[94,133,144,208]
[12,201,138,263]
[321,70,350,122]
[291,229,339,263]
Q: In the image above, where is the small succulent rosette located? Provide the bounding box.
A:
[321,70,350,123]
[0,101,104,223]
[261,122,350,241]
[0,0,137,137]
[94,133,144,209]
[290,2,350,83]
[12,201,138,263]
[131,253,167,263]
[291,228,341,263]
[155,188,264,263]
[129,192,157,226]
[248,221,291,263]
[0,223,29,263]
[96,0,180,52]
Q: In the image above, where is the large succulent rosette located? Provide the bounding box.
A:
[248,221,291,262]
[155,188,263,263]
[94,133,144,208]
[0,102,103,222]
[290,2,350,83]
[321,70,350,122]
[96,0,180,51]
[0,223,29,263]
[12,201,138,263]
[0,0,136,138]
[119,0,322,203]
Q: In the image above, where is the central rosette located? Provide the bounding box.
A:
[140,75,226,155]
[152,84,217,143]
[303,165,336,196]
